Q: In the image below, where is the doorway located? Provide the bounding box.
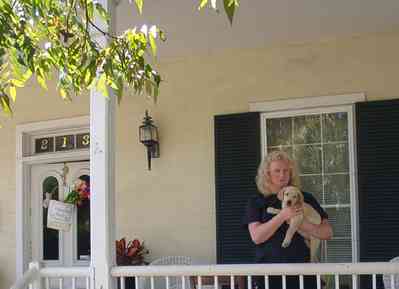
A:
[30,161,90,268]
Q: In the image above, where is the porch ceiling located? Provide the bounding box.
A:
[116,0,399,57]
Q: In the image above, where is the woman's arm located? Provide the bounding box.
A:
[248,206,302,244]
[298,218,333,240]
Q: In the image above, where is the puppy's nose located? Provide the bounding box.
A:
[287,200,292,206]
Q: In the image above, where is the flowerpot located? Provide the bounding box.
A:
[117,276,135,289]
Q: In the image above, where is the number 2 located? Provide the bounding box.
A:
[41,139,49,150]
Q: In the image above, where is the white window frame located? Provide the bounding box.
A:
[250,93,365,262]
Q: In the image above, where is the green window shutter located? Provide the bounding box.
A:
[214,112,261,264]
[357,99,399,289]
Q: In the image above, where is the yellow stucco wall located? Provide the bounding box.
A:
[1,29,399,288]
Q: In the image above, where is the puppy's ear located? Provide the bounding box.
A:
[278,188,286,200]
[298,189,304,205]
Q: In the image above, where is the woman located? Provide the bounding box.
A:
[243,150,333,289]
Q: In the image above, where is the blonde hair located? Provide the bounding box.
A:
[256,150,301,196]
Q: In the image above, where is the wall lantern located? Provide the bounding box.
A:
[139,110,160,170]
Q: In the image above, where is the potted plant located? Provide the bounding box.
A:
[115,238,149,289]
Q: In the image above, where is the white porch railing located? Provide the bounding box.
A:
[111,262,399,289]
[11,262,399,289]
[10,262,92,289]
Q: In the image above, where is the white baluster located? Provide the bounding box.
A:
[335,275,339,289]
[230,276,234,289]
[58,278,63,289]
[372,274,376,289]
[352,274,357,289]
[391,274,395,289]
[135,276,139,289]
[198,276,202,289]
[214,275,218,289]
[264,275,269,289]
[247,275,252,289]
[182,276,186,289]
[299,275,304,289]
[282,275,286,289]
[121,277,126,289]
[316,275,321,289]
[151,276,155,289]
[166,276,170,289]
[71,277,76,289]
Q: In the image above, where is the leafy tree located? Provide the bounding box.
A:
[0,0,239,118]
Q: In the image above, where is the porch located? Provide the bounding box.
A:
[12,261,399,289]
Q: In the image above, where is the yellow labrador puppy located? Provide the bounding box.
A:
[267,186,321,262]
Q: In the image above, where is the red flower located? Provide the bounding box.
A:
[64,179,90,206]
[115,237,149,266]
[132,239,141,248]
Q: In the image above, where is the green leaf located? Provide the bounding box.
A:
[21,69,33,82]
[198,0,208,10]
[37,75,48,90]
[0,95,11,115]
[87,0,94,20]
[223,0,238,25]
[134,0,143,14]
[59,88,71,101]
[116,77,123,104]
[9,50,24,81]
[94,3,110,24]
[159,29,167,42]
[153,84,159,104]
[9,86,16,102]
[84,69,92,85]
[149,34,157,57]
[10,79,25,88]
[96,73,109,98]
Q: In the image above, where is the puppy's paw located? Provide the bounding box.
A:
[282,239,291,248]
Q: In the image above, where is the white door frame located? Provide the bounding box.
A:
[16,116,90,278]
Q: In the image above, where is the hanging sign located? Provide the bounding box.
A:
[47,200,74,231]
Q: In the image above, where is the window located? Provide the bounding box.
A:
[42,176,60,260]
[261,106,357,263]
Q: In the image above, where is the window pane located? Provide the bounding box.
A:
[77,174,90,261]
[323,143,349,173]
[323,112,348,142]
[293,115,321,144]
[324,174,350,205]
[294,145,322,174]
[42,176,59,260]
[300,175,323,204]
[326,208,351,238]
[267,146,293,158]
[266,118,292,146]
[322,239,352,263]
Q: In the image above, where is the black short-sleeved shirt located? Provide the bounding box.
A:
[242,192,328,264]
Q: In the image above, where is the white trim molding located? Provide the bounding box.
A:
[16,116,89,278]
[249,93,366,112]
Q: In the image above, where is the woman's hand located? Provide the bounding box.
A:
[248,205,303,244]
[299,219,333,240]
[279,205,303,222]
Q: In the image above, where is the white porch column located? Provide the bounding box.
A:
[90,0,116,288]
